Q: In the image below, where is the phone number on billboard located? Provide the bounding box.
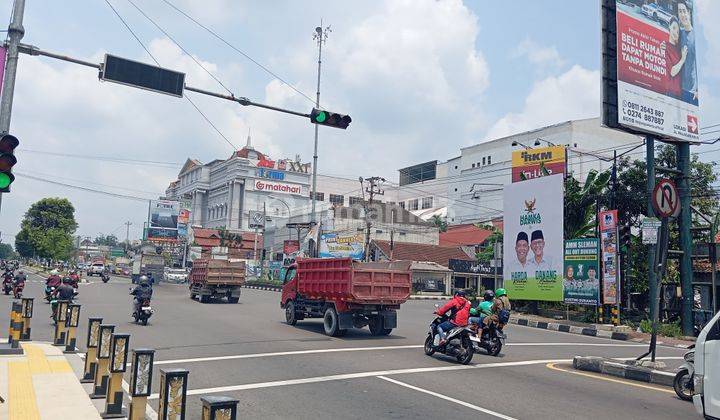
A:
[623,101,665,125]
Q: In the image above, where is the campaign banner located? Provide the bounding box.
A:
[599,210,620,305]
[146,227,178,243]
[150,200,180,229]
[563,239,600,306]
[253,179,305,196]
[612,1,699,141]
[503,174,564,301]
[319,232,365,260]
[511,146,566,183]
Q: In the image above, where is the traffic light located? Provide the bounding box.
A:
[310,108,352,129]
[619,223,631,253]
[0,134,19,193]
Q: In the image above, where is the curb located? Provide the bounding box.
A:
[573,356,675,387]
[408,295,451,300]
[243,285,282,292]
[511,317,630,341]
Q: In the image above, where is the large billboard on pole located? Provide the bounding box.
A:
[599,210,620,305]
[148,200,180,242]
[602,0,699,142]
[503,174,564,301]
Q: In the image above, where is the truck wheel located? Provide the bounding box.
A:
[227,297,239,304]
[369,316,393,336]
[199,295,210,304]
[323,307,342,337]
[285,301,298,326]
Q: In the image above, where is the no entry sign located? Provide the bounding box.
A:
[652,179,680,218]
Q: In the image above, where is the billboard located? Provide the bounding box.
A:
[563,239,600,306]
[319,232,365,260]
[150,200,180,229]
[599,210,620,305]
[511,146,565,183]
[602,0,699,141]
[146,227,178,242]
[503,174,564,301]
[253,179,305,196]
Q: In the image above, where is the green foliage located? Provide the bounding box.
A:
[638,319,684,337]
[475,227,503,263]
[16,198,78,261]
[564,169,611,239]
[430,215,448,232]
[0,243,15,259]
[94,234,119,247]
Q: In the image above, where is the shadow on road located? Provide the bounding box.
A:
[287,321,409,341]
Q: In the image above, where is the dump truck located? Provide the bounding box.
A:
[131,252,165,284]
[189,259,245,303]
[280,258,412,336]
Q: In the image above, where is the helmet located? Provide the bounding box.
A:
[455,290,466,297]
[139,275,149,285]
[62,277,71,284]
[479,301,493,315]
[18,270,23,275]
[483,290,495,302]
[495,288,507,297]
[50,269,59,276]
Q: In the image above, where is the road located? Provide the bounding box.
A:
[2,270,695,419]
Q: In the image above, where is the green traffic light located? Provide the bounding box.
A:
[316,111,327,123]
[0,173,10,189]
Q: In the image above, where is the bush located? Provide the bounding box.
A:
[637,319,683,337]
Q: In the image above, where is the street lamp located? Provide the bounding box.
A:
[511,140,533,149]
[267,195,291,218]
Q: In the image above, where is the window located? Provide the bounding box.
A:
[349,196,364,206]
[313,192,325,201]
[482,157,486,165]
[454,165,458,170]
[387,201,396,206]
[329,194,344,206]
[488,156,492,165]
[399,201,406,209]
[421,197,433,209]
[408,199,419,211]
[399,161,437,186]
[471,163,476,168]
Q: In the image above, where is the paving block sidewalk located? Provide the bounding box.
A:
[1,341,100,420]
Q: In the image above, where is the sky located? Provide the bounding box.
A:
[0,0,718,244]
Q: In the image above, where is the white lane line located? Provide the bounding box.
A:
[146,358,572,400]
[121,379,158,420]
[149,342,646,366]
[377,376,517,420]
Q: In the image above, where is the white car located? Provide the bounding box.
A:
[88,263,105,276]
[693,310,720,419]
[164,268,188,283]
[640,3,673,26]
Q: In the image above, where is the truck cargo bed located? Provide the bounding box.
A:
[190,259,246,285]
[296,258,411,304]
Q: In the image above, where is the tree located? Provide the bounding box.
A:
[0,243,15,259]
[16,198,78,261]
[475,227,503,263]
[94,234,119,247]
[563,169,611,239]
[430,215,447,232]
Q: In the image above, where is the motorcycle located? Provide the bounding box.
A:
[673,344,695,401]
[12,281,24,299]
[45,285,57,302]
[471,322,506,357]
[133,299,153,325]
[2,277,12,295]
[101,272,110,283]
[423,309,475,365]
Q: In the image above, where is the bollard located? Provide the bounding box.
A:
[53,300,69,346]
[158,368,189,420]
[20,298,33,341]
[201,396,239,420]
[82,317,103,383]
[129,349,155,420]
[102,333,130,418]
[91,324,115,399]
[64,304,81,353]
[9,301,22,349]
[611,307,619,326]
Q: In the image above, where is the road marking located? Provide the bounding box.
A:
[121,379,158,420]
[377,376,517,419]
[546,363,675,394]
[150,342,646,367]
[146,358,572,399]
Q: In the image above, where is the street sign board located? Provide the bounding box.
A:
[248,211,265,229]
[100,54,185,98]
[642,217,661,244]
[652,179,680,218]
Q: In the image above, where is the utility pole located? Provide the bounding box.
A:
[360,176,385,262]
[310,23,331,225]
[124,221,132,254]
[390,209,395,260]
[0,0,27,215]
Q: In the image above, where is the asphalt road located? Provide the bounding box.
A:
[2,270,695,419]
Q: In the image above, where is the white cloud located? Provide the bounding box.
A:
[513,38,566,68]
[484,65,600,140]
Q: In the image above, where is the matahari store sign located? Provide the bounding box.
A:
[254,179,304,195]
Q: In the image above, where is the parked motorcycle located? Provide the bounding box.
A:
[423,309,475,365]
[133,299,153,326]
[673,344,695,401]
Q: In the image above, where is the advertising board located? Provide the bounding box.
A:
[599,210,620,305]
[511,146,566,183]
[563,239,600,305]
[319,232,365,260]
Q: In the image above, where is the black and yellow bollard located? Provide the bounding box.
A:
[102,333,130,418]
[611,307,619,326]
[81,317,103,383]
[53,300,69,346]
[20,298,33,341]
[201,396,239,420]
[64,304,81,353]
[9,301,22,348]
[158,368,189,420]
[129,348,155,420]
[91,324,115,399]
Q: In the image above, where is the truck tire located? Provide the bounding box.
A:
[285,301,298,326]
[199,294,210,303]
[323,307,343,337]
[369,316,393,336]
[227,297,239,304]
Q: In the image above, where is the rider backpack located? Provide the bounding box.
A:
[498,309,510,324]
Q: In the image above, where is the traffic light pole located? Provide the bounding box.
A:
[0,0,26,213]
[311,25,330,225]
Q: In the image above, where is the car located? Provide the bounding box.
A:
[640,3,673,26]
[87,262,105,277]
[164,268,188,283]
[693,310,720,418]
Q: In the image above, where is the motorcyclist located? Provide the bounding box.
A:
[68,270,80,287]
[434,290,471,346]
[2,268,13,292]
[51,277,76,319]
[493,288,511,327]
[12,270,27,293]
[46,269,62,288]
[469,301,494,334]
[130,276,153,316]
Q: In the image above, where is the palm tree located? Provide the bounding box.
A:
[564,169,612,239]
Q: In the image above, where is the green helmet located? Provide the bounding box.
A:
[479,301,493,315]
[495,288,507,297]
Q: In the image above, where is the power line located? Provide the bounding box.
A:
[19,169,165,195]
[16,172,153,202]
[160,0,316,105]
[18,149,181,168]
[102,0,238,151]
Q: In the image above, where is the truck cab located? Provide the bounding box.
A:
[694,310,720,419]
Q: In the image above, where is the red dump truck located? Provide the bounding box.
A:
[280,258,412,336]
[189,259,245,303]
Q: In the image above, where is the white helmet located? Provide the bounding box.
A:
[50,269,59,275]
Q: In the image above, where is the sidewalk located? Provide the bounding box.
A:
[1,341,100,420]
